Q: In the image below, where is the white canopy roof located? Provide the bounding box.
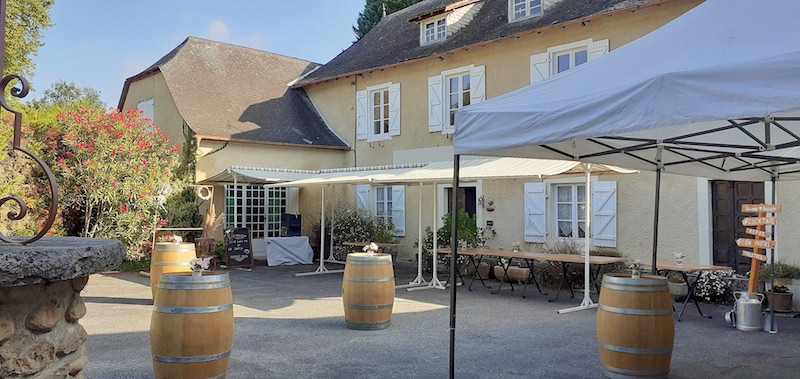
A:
[455,0,800,181]
[265,157,634,188]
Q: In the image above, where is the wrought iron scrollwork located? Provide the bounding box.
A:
[0,74,58,244]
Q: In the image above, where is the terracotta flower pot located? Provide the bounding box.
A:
[766,291,793,313]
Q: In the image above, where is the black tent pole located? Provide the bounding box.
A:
[449,154,460,379]
[651,148,663,273]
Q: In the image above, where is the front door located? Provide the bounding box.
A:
[711,181,764,274]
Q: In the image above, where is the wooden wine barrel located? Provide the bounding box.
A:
[150,242,196,299]
[342,253,395,330]
[597,273,674,379]
[150,272,234,379]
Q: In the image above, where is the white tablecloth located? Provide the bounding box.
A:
[264,236,313,266]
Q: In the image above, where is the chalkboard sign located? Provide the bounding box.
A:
[223,228,254,268]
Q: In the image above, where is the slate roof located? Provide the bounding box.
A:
[295,0,665,87]
[119,37,348,149]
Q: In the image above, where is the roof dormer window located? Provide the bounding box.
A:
[510,0,542,22]
[422,17,447,45]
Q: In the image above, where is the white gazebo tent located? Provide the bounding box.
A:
[452,0,800,375]
[268,157,633,285]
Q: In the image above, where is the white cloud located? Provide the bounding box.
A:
[207,20,230,41]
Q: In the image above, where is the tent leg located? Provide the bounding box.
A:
[651,153,663,274]
[448,154,460,379]
[559,163,598,314]
[403,182,428,288]
[296,186,343,276]
[768,176,778,333]
[408,182,445,291]
[324,186,347,265]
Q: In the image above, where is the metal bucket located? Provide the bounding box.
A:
[733,292,764,332]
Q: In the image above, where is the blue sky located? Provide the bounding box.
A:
[27,0,366,108]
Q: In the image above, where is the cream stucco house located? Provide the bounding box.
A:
[120,0,799,270]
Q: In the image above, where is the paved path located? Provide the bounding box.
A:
[81,260,800,378]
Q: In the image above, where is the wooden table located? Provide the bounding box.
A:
[434,248,625,302]
[522,252,625,301]
[645,261,733,321]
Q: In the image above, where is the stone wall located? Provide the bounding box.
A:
[0,277,89,378]
[0,237,125,379]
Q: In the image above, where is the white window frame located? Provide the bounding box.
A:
[138,98,154,131]
[536,176,617,247]
[544,177,592,244]
[420,15,447,45]
[530,38,609,84]
[356,184,405,236]
[509,0,543,22]
[374,185,393,226]
[428,65,485,135]
[554,183,587,240]
[445,71,471,131]
[437,181,483,229]
[356,82,400,142]
[224,185,287,238]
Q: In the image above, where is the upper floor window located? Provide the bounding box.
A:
[510,0,542,22]
[372,88,390,137]
[447,73,471,127]
[138,98,154,131]
[530,38,609,84]
[426,19,446,42]
[356,82,400,142]
[428,65,485,135]
[556,48,588,74]
[421,16,447,45]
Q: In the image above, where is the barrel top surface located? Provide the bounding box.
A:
[161,271,230,282]
[347,253,392,262]
[153,242,196,251]
[602,273,667,285]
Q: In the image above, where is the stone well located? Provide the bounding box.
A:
[0,237,125,379]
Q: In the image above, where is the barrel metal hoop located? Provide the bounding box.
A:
[154,303,233,314]
[161,274,230,283]
[152,261,191,266]
[598,342,673,355]
[157,282,231,290]
[346,260,392,266]
[601,363,669,379]
[346,319,391,330]
[601,283,669,292]
[343,276,394,283]
[153,350,231,363]
[602,275,667,285]
[343,302,393,310]
[598,304,673,316]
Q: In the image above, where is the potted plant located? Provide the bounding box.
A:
[668,276,688,301]
[766,282,793,312]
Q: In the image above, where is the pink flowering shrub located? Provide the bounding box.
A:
[53,107,180,259]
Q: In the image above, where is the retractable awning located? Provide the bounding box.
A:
[265,157,634,187]
[199,166,319,185]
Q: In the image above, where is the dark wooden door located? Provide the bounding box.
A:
[711,181,764,274]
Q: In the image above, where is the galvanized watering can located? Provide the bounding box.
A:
[725,292,764,331]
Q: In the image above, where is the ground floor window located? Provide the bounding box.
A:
[375,186,393,225]
[225,185,287,238]
[555,184,586,238]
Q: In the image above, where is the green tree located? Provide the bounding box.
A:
[52,107,181,259]
[353,0,422,40]
[30,80,105,109]
[4,0,53,78]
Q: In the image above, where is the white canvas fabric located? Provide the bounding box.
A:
[455,0,800,181]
